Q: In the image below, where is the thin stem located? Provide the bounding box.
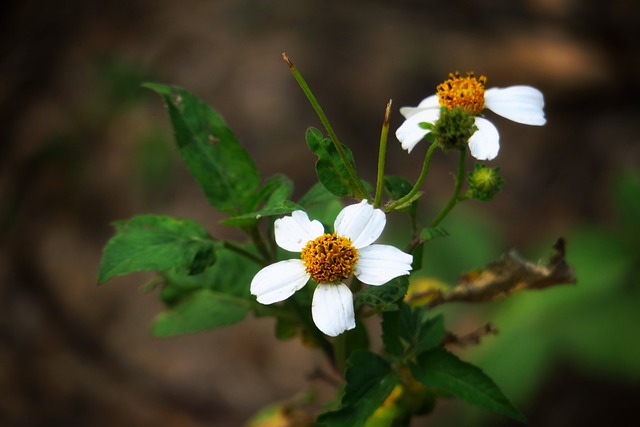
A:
[248,226,272,263]
[282,53,369,201]
[222,241,264,265]
[374,100,392,208]
[333,332,348,374]
[429,148,467,227]
[385,142,439,211]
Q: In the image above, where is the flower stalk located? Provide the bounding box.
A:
[283,53,369,200]
[374,100,393,208]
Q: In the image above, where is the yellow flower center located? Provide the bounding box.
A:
[436,72,487,115]
[300,233,358,283]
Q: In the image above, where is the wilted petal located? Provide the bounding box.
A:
[334,200,386,249]
[311,283,356,337]
[484,86,546,126]
[354,244,413,286]
[468,117,500,161]
[250,259,309,304]
[275,210,325,252]
[395,108,440,153]
[399,94,439,118]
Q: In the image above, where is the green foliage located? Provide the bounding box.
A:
[297,182,344,228]
[153,245,257,335]
[144,83,260,215]
[98,214,216,283]
[317,351,400,427]
[384,175,418,214]
[411,348,526,423]
[355,276,409,312]
[153,289,250,336]
[305,127,362,197]
[382,302,445,358]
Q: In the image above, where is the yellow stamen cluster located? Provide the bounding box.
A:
[437,72,487,115]
[300,233,358,283]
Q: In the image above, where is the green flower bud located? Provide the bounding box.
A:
[432,106,477,151]
[467,163,505,201]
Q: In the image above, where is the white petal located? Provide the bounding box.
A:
[334,200,386,249]
[399,94,439,118]
[250,259,309,304]
[468,117,500,161]
[311,283,356,337]
[275,210,325,252]
[484,86,546,126]
[395,109,441,153]
[354,244,413,286]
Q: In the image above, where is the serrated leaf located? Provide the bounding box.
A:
[305,127,360,197]
[152,289,249,336]
[98,215,215,283]
[355,276,409,312]
[411,348,526,423]
[316,351,400,427]
[145,83,259,214]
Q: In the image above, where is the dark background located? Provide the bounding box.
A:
[1,1,639,426]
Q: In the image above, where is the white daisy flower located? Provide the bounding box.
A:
[396,72,546,160]
[250,200,413,337]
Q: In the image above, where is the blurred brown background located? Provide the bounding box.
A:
[1,1,639,426]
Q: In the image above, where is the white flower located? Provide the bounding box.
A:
[396,72,546,160]
[250,200,413,337]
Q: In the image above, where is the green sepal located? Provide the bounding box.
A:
[144,83,260,215]
[98,214,216,283]
[411,348,526,423]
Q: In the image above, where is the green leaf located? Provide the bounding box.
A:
[153,245,258,335]
[144,83,260,214]
[297,182,343,229]
[220,200,302,227]
[317,351,400,427]
[384,175,418,214]
[411,348,526,423]
[305,127,360,197]
[355,276,409,312]
[98,215,215,283]
[152,289,249,336]
[382,302,444,358]
[420,226,449,242]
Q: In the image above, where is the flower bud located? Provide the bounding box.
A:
[467,163,505,201]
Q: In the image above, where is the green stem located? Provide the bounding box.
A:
[386,142,439,211]
[222,241,264,265]
[374,100,392,208]
[333,332,348,374]
[429,148,467,227]
[283,53,369,201]
[248,226,272,263]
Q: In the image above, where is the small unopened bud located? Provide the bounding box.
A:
[467,163,505,201]
[433,106,477,151]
